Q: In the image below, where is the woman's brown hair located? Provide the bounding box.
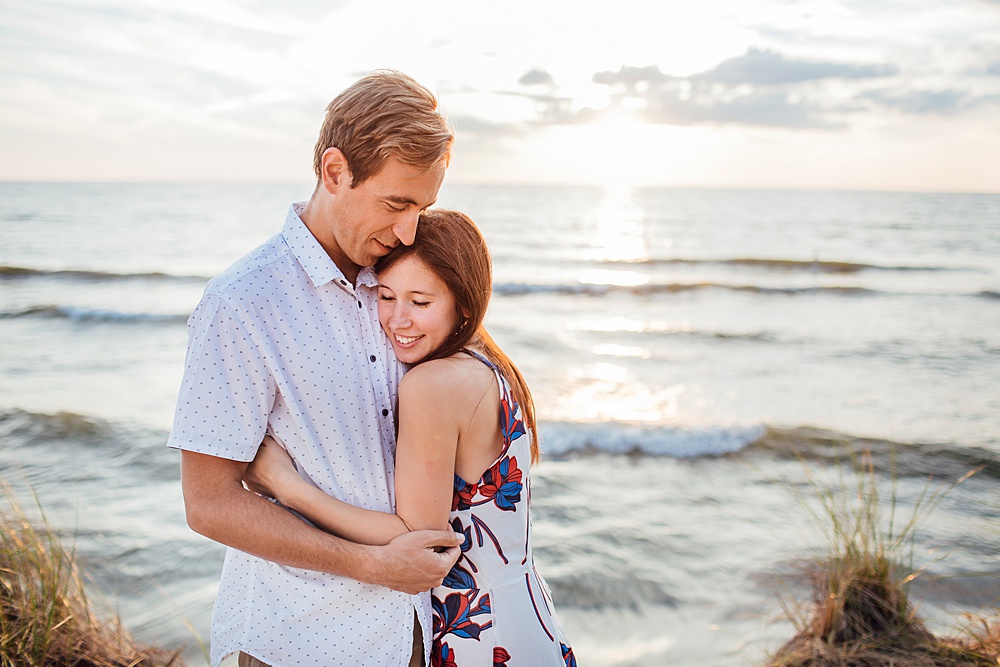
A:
[375,210,539,463]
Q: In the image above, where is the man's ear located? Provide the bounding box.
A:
[320,147,351,194]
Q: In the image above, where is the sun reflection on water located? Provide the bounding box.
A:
[577,268,650,287]
[548,362,686,423]
[581,185,652,264]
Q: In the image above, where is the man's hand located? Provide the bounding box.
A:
[366,529,463,594]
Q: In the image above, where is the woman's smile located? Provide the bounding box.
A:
[377,256,459,364]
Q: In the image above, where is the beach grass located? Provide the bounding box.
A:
[1,485,183,667]
[768,450,999,666]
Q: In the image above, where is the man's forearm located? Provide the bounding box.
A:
[180,450,460,593]
[181,450,384,582]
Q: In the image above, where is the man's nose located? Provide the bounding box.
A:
[393,211,419,246]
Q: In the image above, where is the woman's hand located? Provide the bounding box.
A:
[244,436,304,506]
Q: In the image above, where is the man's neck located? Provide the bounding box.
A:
[299,196,360,285]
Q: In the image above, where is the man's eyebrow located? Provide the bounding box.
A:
[384,195,437,208]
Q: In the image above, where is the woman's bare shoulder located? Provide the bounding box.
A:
[399,354,496,402]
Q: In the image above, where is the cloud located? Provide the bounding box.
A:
[587,62,835,128]
[861,88,1000,114]
[692,48,898,85]
[449,113,523,136]
[592,65,673,90]
[518,68,554,86]
[640,87,834,128]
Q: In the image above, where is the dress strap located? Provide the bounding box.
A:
[461,348,496,370]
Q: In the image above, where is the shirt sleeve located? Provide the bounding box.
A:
[167,292,276,461]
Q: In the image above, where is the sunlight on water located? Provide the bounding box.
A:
[589,343,651,359]
[576,316,695,336]
[578,268,650,287]
[581,185,653,262]
[550,362,685,422]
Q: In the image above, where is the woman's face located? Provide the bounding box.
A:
[377,255,459,364]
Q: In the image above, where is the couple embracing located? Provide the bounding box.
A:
[168,71,576,667]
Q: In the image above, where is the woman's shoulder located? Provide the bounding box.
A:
[399,354,497,401]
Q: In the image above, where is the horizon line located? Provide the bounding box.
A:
[0,179,998,196]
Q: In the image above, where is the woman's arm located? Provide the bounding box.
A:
[244,438,409,545]
[244,360,474,545]
[392,362,465,531]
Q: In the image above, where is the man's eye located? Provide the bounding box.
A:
[379,295,395,302]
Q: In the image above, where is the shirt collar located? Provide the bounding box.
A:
[281,203,353,291]
[357,265,378,289]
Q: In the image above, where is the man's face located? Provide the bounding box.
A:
[324,157,445,276]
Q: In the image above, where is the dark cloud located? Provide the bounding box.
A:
[519,68,554,86]
[693,48,898,85]
[471,48,989,135]
[578,50,903,129]
[588,62,834,128]
[638,88,835,129]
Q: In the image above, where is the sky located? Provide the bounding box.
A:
[2,0,1000,191]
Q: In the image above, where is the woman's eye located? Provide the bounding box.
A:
[413,301,429,307]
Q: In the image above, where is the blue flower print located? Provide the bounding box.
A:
[433,589,492,641]
[499,392,526,445]
[479,456,523,511]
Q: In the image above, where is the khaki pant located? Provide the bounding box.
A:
[238,653,270,667]
[409,616,425,667]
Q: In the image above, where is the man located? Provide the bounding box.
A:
[168,71,461,667]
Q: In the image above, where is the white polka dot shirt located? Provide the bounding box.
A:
[168,203,430,666]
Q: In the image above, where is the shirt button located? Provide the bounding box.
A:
[381,409,389,417]
[357,301,362,308]
[369,355,376,362]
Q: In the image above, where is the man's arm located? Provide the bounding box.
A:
[181,450,460,595]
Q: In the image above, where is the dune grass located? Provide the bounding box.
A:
[768,450,999,667]
[1,486,182,667]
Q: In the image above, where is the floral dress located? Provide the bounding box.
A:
[430,350,576,667]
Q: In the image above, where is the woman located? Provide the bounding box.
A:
[245,210,576,667]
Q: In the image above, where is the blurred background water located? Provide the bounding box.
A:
[1,182,998,665]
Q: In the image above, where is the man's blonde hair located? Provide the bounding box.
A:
[313,70,454,187]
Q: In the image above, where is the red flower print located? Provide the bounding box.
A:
[478,456,523,511]
[453,474,479,511]
[493,646,511,666]
[432,642,457,667]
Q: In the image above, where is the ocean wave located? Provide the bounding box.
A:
[0,265,208,283]
[976,290,1000,301]
[600,257,950,273]
[749,425,1000,481]
[0,304,189,324]
[493,281,878,298]
[0,408,115,442]
[577,321,778,343]
[540,422,767,458]
[537,421,1000,479]
[0,408,173,473]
